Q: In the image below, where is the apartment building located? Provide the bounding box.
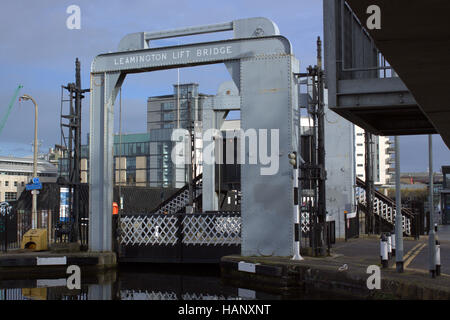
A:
[354,125,394,186]
[0,156,58,202]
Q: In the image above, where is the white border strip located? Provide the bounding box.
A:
[238,288,256,299]
[36,278,67,288]
[346,212,357,219]
[238,261,259,273]
[36,257,67,266]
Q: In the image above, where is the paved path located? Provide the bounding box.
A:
[333,224,450,276]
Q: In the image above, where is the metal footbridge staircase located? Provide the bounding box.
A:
[355,178,414,236]
[152,174,203,215]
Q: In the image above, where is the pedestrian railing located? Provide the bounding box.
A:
[355,178,414,236]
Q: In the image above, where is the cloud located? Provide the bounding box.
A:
[0,0,447,171]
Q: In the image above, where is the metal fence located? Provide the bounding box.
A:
[2,181,183,252]
[119,211,241,263]
[0,183,90,252]
[119,290,241,301]
[0,287,89,301]
[344,209,359,240]
[299,196,337,248]
[0,202,18,251]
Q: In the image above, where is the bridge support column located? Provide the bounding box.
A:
[240,55,299,257]
[202,99,219,211]
[89,72,123,252]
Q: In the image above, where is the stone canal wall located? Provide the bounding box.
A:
[221,255,450,300]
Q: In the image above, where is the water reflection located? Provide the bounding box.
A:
[0,264,366,300]
[0,264,251,301]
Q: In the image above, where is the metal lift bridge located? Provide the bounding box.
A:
[89,18,301,257]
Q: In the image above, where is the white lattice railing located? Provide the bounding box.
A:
[355,186,412,236]
[120,290,177,300]
[119,290,241,301]
[301,211,310,233]
[120,215,179,246]
[120,213,241,247]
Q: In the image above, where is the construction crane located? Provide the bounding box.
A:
[0,85,23,137]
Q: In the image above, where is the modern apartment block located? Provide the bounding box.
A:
[147,83,207,130]
[75,84,208,189]
[146,83,209,187]
[354,125,394,186]
[79,131,184,188]
[0,156,58,202]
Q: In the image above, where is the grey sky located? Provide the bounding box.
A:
[0,0,448,172]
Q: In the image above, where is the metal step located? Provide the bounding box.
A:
[356,177,413,236]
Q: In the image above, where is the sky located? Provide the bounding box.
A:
[0,0,448,173]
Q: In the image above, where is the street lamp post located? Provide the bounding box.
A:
[395,136,404,272]
[20,94,38,229]
[428,134,436,278]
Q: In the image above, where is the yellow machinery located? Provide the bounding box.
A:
[21,228,48,251]
[22,288,47,300]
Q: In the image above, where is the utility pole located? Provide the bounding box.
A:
[365,131,375,233]
[61,58,90,242]
[20,94,38,229]
[395,136,404,272]
[308,67,318,254]
[316,36,327,255]
[186,91,194,213]
[301,37,328,256]
[428,134,436,278]
[296,37,328,256]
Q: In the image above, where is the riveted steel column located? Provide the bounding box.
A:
[240,55,298,256]
[202,98,219,211]
[89,72,123,252]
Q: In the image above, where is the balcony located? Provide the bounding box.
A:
[386,147,395,154]
[385,157,395,165]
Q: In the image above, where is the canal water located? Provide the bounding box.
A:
[0,264,365,300]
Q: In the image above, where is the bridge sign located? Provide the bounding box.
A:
[26,182,42,191]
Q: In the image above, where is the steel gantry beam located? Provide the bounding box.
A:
[89,18,301,257]
[323,0,436,136]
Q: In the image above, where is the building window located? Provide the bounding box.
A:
[5,181,9,187]
[126,157,136,185]
[14,181,18,187]
[357,143,363,147]
[127,157,136,170]
[357,174,364,178]
[357,164,364,167]
[161,102,174,111]
[5,192,16,201]
[21,182,25,187]
[357,154,364,157]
